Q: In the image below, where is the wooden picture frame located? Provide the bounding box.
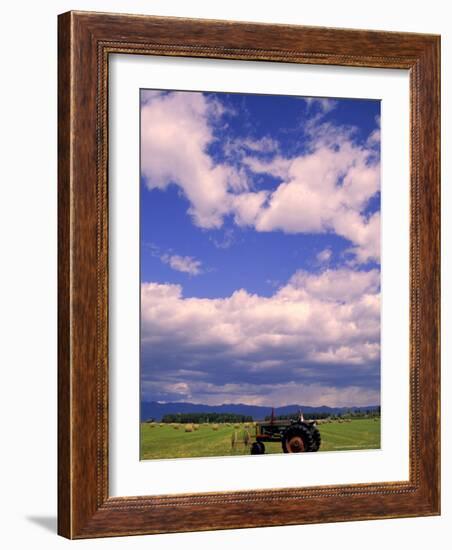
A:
[58,11,440,539]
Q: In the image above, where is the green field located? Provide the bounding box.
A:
[140,418,380,460]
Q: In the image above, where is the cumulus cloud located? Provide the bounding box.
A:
[141,268,380,407]
[141,90,380,264]
[161,254,203,275]
[141,90,236,228]
[146,242,204,276]
[246,141,380,263]
[254,123,380,263]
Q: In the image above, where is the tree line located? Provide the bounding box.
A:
[264,407,381,421]
[161,412,254,424]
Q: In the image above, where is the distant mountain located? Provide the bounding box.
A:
[141,401,380,421]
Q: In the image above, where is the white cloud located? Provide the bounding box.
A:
[161,254,203,275]
[279,268,380,303]
[316,248,332,263]
[231,191,269,227]
[242,155,291,179]
[142,271,380,358]
[141,90,237,228]
[225,136,279,155]
[367,128,381,146]
[141,267,380,407]
[146,242,204,275]
[141,91,380,264]
[304,97,338,114]
[247,143,380,263]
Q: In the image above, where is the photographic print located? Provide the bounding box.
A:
[140,89,381,460]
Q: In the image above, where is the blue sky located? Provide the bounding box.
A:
[140,89,381,408]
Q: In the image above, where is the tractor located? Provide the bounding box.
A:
[250,410,321,454]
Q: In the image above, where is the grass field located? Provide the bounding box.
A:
[140,418,380,460]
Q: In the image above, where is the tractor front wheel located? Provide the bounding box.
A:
[250,441,265,455]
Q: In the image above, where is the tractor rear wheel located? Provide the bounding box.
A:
[282,425,313,453]
[250,441,265,455]
[309,425,321,452]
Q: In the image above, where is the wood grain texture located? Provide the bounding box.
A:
[57,11,440,539]
[57,10,72,538]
